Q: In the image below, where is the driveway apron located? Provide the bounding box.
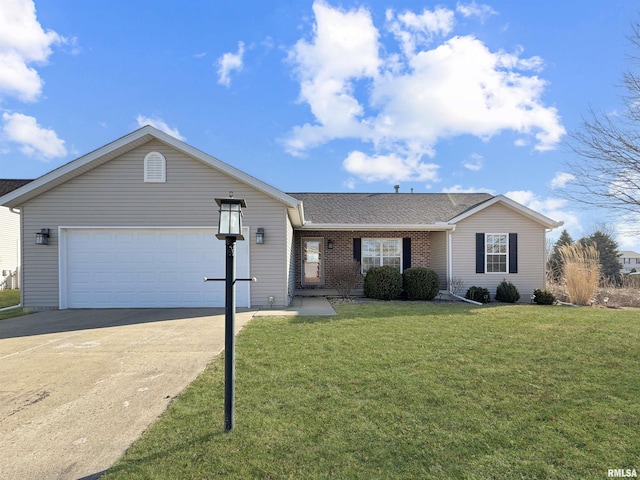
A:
[0,308,254,480]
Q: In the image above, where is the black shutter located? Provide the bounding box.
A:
[353,238,361,263]
[509,233,518,274]
[476,233,485,273]
[402,238,411,271]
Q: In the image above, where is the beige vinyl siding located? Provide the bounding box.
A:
[451,202,547,300]
[20,139,291,308]
[0,206,20,287]
[430,231,448,289]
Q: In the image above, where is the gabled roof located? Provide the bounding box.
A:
[288,192,562,230]
[289,192,493,229]
[0,179,32,197]
[447,194,563,229]
[0,126,304,225]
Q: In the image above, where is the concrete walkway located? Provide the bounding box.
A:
[254,296,336,317]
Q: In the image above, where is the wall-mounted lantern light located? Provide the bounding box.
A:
[327,239,334,250]
[216,197,246,240]
[35,228,50,245]
[256,227,265,244]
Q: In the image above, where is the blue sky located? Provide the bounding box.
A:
[1,0,639,250]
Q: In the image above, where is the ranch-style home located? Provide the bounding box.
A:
[0,126,562,310]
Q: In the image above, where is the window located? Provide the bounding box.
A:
[485,234,508,273]
[144,151,166,182]
[361,239,402,273]
[476,233,517,274]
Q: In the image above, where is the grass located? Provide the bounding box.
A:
[103,302,640,479]
[0,289,20,308]
[0,289,28,320]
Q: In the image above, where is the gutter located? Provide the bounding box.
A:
[297,223,456,232]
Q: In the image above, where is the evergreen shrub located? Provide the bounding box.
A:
[403,267,440,301]
[364,266,403,301]
[495,280,520,303]
[465,286,491,303]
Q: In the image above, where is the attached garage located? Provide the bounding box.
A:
[59,227,250,308]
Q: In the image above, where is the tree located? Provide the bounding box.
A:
[579,230,622,284]
[561,22,640,230]
[547,229,574,282]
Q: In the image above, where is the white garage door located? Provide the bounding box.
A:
[60,228,250,308]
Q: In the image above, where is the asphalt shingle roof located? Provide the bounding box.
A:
[0,179,32,197]
[288,192,494,225]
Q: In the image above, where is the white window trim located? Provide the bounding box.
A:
[485,233,509,274]
[144,151,166,183]
[361,238,403,273]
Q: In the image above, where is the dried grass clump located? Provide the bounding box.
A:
[559,244,600,306]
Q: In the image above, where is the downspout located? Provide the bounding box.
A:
[447,226,455,293]
[6,207,23,308]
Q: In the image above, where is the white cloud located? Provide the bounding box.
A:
[217,41,245,87]
[136,115,185,141]
[285,1,566,185]
[550,171,576,189]
[456,1,497,21]
[285,0,379,153]
[615,216,640,252]
[343,150,439,184]
[463,153,483,171]
[386,7,455,57]
[505,190,578,231]
[0,0,64,102]
[443,184,494,194]
[1,112,66,160]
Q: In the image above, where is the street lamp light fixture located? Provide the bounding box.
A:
[216,197,246,240]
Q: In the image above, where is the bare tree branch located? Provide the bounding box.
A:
[558,21,640,232]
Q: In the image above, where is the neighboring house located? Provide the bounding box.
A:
[0,126,562,310]
[619,250,640,274]
[0,179,32,290]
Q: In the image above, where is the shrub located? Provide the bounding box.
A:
[332,260,363,299]
[403,267,440,301]
[448,276,465,296]
[495,280,520,303]
[364,266,402,301]
[465,286,490,304]
[533,288,556,305]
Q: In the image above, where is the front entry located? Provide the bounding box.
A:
[302,237,323,286]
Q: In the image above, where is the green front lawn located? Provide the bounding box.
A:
[0,289,20,308]
[0,289,27,320]
[104,303,640,479]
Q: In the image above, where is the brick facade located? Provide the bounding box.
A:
[294,230,431,290]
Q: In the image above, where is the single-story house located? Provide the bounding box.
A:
[0,179,32,290]
[0,126,562,310]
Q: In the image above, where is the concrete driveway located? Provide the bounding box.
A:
[0,308,255,480]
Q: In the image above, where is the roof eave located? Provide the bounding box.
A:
[298,223,456,231]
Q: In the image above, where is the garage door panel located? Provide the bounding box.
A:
[62,228,249,308]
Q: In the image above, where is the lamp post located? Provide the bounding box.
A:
[215,195,245,432]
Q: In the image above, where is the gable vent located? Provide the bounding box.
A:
[144,151,166,183]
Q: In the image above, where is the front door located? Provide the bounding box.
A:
[302,237,323,286]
